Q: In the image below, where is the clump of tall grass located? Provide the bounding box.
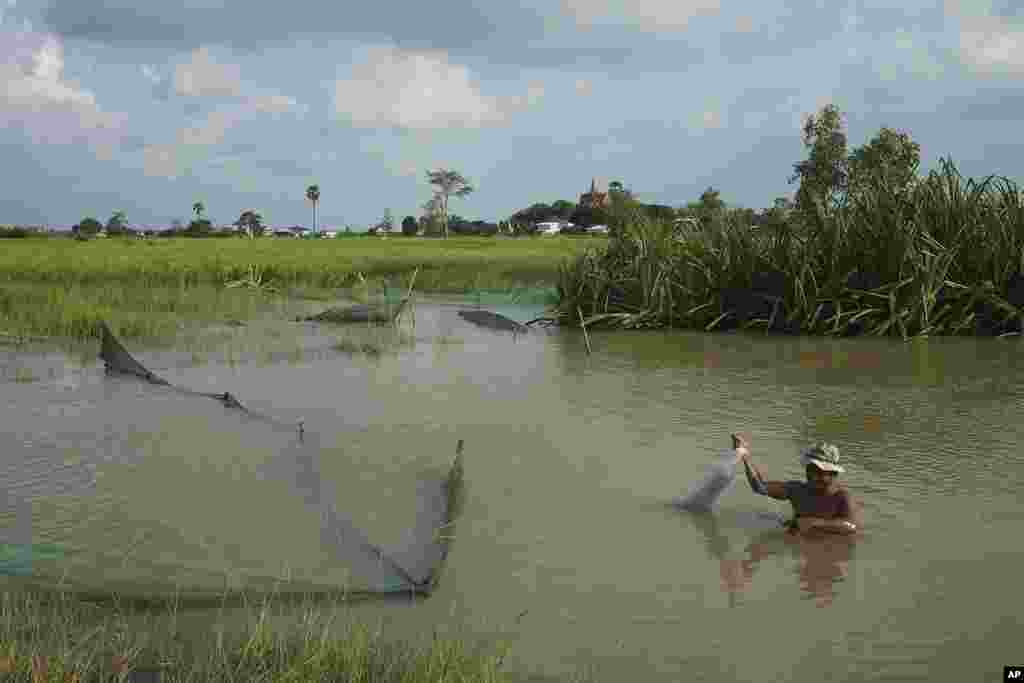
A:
[0,282,278,342]
[0,588,524,682]
[556,158,1024,338]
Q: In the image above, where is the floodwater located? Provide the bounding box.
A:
[1,294,1022,682]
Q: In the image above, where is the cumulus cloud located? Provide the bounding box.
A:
[174,46,244,97]
[734,15,755,33]
[942,0,1024,74]
[0,28,126,148]
[957,16,1024,73]
[142,107,245,177]
[138,48,305,180]
[180,108,242,146]
[170,46,301,118]
[562,0,721,31]
[250,93,299,115]
[334,47,542,130]
[142,144,182,179]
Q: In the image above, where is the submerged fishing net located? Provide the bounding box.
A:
[461,287,559,308]
[51,322,469,603]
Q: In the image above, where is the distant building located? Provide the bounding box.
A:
[272,225,311,238]
[578,178,608,210]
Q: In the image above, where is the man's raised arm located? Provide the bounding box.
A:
[733,434,788,500]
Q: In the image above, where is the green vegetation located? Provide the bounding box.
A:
[0,226,37,239]
[0,588,557,682]
[0,235,597,290]
[555,156,1024,338]
[426,169,475,239]
[0,236,598,340]
[305,184,321,234]
[0,280,277,342]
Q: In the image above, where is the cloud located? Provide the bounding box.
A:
[180,108,241,146]
[957,16,1024,73]
[168,46,301,117]
[141,107,244,177]
[734,15,755,33]
[250,93,299,115]
[174,46,244,97]
[334,47,541,130]
[141,64,160,84]
[139,90,304,179]
[942,0,1024,74]
[41,0,539,55]
[562,0,721,31]
[142,144,182,179]
[0,28,126,148]
[39,0,704,71]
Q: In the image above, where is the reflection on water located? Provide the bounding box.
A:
[687,510,857,609]
[2,296,1023,681]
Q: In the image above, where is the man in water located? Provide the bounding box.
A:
[732,434,858,535]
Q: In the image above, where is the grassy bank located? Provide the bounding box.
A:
[556,159,1024,338]
[0,236,598,341]
[0,587,580,682]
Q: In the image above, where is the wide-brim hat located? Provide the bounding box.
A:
[800,443,844,473]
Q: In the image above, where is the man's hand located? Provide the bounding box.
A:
[795,517,857,535]
[731,433,750,456]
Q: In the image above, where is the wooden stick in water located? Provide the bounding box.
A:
[578,306,592,355]
[406,266,419,299]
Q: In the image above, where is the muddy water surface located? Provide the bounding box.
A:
[1,294,1022,681]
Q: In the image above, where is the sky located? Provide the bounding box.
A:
[2,0,1024,229]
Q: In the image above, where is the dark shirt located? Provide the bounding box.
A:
[783,481,852,519]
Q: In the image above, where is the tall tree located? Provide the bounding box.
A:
[697,188,725,211]
[401,215,418,236]
[607,180,633,204]
[106,210,128,236]
[74,217,102,236]
[846,126,921,201]
[550,199,576,220]
[305,184,320,234]
[426,169,474,239]
[790,104,849,218]
[235,210,265,239]
[188,201,212,236]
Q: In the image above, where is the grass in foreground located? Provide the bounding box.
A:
[1,587,589,682]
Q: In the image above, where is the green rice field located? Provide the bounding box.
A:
[0,236,601,341]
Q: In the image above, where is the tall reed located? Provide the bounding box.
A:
[556,158,1024,338]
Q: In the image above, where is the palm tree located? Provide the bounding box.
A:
[426,169,474,239]
[305,185,320,235]
[192,201,205,221]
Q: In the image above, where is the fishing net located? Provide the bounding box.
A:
[674,450,742,513]
[12,323,466,604]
